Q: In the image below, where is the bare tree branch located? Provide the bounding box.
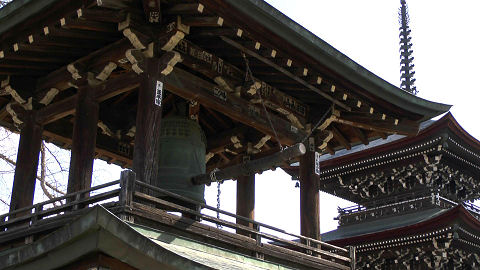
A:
[0,150,66,195]
[40,142,55,200]
[0,197,9,207]
[45,144,68,172]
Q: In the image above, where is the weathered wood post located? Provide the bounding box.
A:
[132,57,165,187]
[131,51,182,187]
[9,111,43,214]
[67,73,99,195]
[236,160,255,236]
[299,137,320,241]
[119,170,136,207]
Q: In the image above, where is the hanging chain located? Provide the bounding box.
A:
[210,167,223,228]
[216,181,222,228]
[242,53,283,150]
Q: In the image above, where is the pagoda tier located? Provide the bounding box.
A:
[323,205,480,269]
[318,113,480,204]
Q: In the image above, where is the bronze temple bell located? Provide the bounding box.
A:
[156,116,206,203]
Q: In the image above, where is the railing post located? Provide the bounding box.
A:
[0,215,5,232]
[120,170,136,207]
[349,246,356,270]
[31,205,43,225]
[253,223,264,259]
[72,193,82,211]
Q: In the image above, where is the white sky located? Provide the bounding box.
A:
[207,0,480,235]
[1,0,479,238]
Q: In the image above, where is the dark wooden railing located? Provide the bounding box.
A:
[338,192,480,225]
[0,170,355,270]
[0,180,120,232]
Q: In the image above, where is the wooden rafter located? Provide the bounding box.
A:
[38,72,139,124]
[331,125,351,150]
[335,112,418,136]
[174,38,308,124]
[164,67,306,145]
[219,36,350,111]
[352,126,369,145]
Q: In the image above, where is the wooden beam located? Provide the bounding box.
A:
[43,25,119,41]
[12,42,90,55]
[182,16,224,27]
[236,172,255,237]
[206,126,247,154]
[0,59,60,70]
[27,32,102,49]
[331,125,351,150]
[174,39,308,124]
[334,112,419,136]
[67,81,99,194]
[76,8,127,23]
[164,67,306,145]
[299,146,320,240]
[220,36,350,111]
[37,72,139,124]
[35,38,133,93]
[60,17,118,33]
[95,0,136,9]
[42,130,132,167]
[352,127,368,145]
[193,143,306,185]
[166,3,204,15]
[0,48,75,63]
[9,112,43,214]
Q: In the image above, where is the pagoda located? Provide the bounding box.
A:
[320,113,480,269]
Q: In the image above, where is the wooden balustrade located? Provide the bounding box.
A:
[0,180,120,231]
[0,170,356,270]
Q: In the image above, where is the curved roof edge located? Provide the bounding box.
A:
[0,0,451,119]
[0,0,58,36]
[320,112,480,169]
[325,205,480,247]
[224,0,451,119]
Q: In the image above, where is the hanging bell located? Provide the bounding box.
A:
[156,116,206,203]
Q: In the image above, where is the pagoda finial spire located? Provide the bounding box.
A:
[398,0,418,95]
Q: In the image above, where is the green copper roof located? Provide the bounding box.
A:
[322,207,446,242]
[0,0,58,35]
[132,223,293,270]
[0,206,295,270]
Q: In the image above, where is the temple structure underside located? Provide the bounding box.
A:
[0,0,452,269]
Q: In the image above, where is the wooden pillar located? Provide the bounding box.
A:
[299,144,320,240]
[132,58,164,185]
[236,173,255,235]
[9,112,43,212]
[67,82,99,194]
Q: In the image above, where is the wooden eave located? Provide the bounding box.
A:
[328,205,480,248]
[0,0,451,171]
[320,113,480,171]
[313,113,480,204]
[199,0,451,121]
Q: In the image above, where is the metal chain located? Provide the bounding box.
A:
[242,53,283,150]
[209,167,223,228]
[216,180,222,228]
